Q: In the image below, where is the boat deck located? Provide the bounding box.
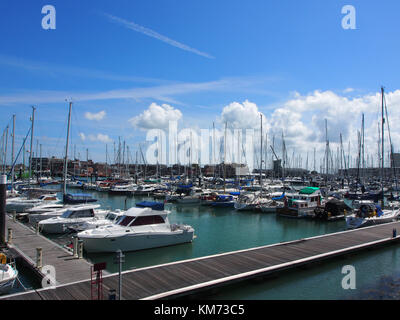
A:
[2,220,400,300]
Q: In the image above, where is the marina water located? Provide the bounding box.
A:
[40,186,400,300]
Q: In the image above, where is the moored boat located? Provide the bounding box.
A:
[346,203,400,229]
[77,207,194,253]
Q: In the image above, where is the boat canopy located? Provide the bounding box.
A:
[272,192,285,201]
[136,201,165,211]
[177,183,193,189]
[229,192,240,196]
[299,187,320,195]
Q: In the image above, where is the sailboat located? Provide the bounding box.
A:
[61,102,97,205]
[346,202,400,229]
[345,87,400,228]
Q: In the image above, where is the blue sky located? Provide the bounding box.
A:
[1,0,400,168]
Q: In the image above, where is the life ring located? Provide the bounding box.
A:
[0,253,7,264]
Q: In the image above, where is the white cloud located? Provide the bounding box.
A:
[129,103,182,130]
[262,89,400,169]
[79,133,86,141]
[220,100,268,130]
[88,133,113,143]
[85,110,106,121]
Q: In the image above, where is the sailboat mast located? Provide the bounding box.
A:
[105,144,108,179]
[223,122,227,194]
[260,114,263,193]
[63,102,72,196]
[381,86,385,206]
[4,126,8,176]
[29,106,36,187]
[11,115,15,190]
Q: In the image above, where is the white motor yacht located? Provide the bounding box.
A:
[6,194,58,213]
[29,204,105,225]
[38,204,109,234]
[77,207,194,253]
[68,210,125,233]
[25,201,66,214]
[134,185,155,196]
[108,183,137,196]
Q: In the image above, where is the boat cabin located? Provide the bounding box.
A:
[286,187,322,208]
[60,206,97,219]
[116,207,168,227]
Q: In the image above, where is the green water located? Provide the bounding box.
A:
[51,187,400,299]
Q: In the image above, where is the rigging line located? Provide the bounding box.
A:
[1,115,13,134]
[48,112,68,159]
[383,94,398,196]
[71,104,87,153]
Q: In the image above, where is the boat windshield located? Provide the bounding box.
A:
[61,211,74,218]
[117,216,135,226]
[106,213,117,220]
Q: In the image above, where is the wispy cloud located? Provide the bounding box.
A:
[103,13,215,59]
[0,77,265,105]
[0,54,170,84]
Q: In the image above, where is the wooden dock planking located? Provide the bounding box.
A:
[6,216,103,285]
[2,220,400,300]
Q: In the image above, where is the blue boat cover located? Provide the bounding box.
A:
[216,195,233,200]
[136,201,165,211]
[375,204,383,217]
[177,183,193,188]
[272,192,285,201]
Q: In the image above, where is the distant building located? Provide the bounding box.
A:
[273,159,282,176]
[391,153,400,168]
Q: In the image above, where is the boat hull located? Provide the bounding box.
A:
[0,265,18,295]
[29,213,62,224]
[108,190,134,196]
[346,214,399,229]
[211,202,235,208]
[79,230,194,253]
[6,202,38,213]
